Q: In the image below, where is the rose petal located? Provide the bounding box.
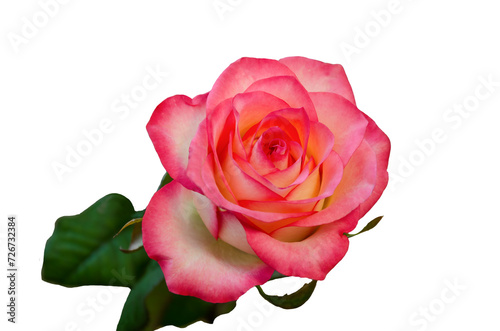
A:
[221,132,284,202]
[242,110,304,158]
[310,92,368,165]
[239,151,344,216]
[359,113,391,216]
[245,75,318,121]
[233,91,291,135]
[247,215,307,234]
[238,107,312,192]
[238,199,317,215]
[206,98,235,155]
[279,57,356,105]
[248,131,282,176]
[201,156,314,222]
[147,93,208,191]
[249,127,292,175]
[245,208,361,280]
[270,226,318,242]
[286,150,343,201]
[262,149,305,189]
[142,181,274,303]
[192,191,219,240]
[206,100,239,203]
[284,158,320,201]
[186,118,209,193]
[207,58,295,113]
[219,210,257,255]
[305,121,335,167]
[292,140,377,227]
[234,153,300,197]
[231,121,248,160]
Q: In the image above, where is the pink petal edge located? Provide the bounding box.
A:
[142,181,274,303]
[147,93,208,192]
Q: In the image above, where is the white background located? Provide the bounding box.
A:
[1,0,499,330]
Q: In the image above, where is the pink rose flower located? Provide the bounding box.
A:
[143,57,390,303]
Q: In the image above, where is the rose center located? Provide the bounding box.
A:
[263,137,289,170]
[267,138,287,156]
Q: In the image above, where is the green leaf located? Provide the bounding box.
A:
[117,261,237,331]
[145,275,236,329]
[43,172,236,330]
[132,210,145,219]
[116,261,163,331]
[41,194,149,287]
[256,280,317,309]
[345,216,384,238]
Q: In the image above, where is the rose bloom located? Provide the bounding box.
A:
[143,57,390,303]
